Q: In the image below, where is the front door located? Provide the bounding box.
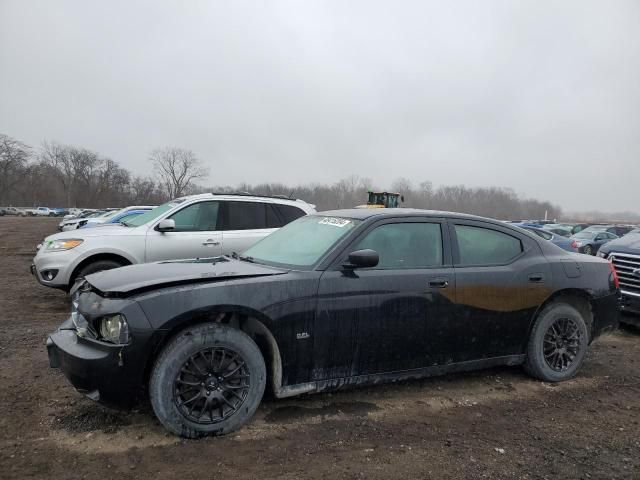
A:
[313,218,456,380]
[145,201,223,262]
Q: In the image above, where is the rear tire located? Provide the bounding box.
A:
[149,323,266,438]
[524,302,589,382]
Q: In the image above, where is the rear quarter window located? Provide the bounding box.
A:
[274,204,307,224]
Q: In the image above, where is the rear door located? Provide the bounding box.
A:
[444,220,551,363]
[145,201,223,261]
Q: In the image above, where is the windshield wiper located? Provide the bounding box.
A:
[231,251,257,263]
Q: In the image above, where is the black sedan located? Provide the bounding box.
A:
[47,209,620,438]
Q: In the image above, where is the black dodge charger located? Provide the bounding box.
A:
[47,209,620,438]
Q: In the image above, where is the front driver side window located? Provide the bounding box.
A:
[169,201,219,231]
[353,222,443,268]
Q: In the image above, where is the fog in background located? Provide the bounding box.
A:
[1,0,639,214]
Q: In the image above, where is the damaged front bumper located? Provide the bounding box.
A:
[47,319,139,406]
[47,292,156,407]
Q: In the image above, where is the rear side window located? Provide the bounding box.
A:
[455,225,522,266]
[222,201,307,230]
[223,201,268,230]
[354,222,443,268]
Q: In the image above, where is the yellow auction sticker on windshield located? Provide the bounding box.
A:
[318,217,351,227]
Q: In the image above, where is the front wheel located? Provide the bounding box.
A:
[72,259,125,286]
[524,302,589,382]
[583,244,593,255]
[149,323,266,438]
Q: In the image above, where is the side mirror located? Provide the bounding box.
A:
[344,249,379,269]
[155,219,176,232]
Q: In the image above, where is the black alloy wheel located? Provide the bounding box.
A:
[524,301,588,382]
[150,323,266,438]
[174,347,250,424]
[543,317,581,372]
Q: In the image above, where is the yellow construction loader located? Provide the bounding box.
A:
[356,191,404,209]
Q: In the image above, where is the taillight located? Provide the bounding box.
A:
[609,261,620,289]
[571,240,577,249]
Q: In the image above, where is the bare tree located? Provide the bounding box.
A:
[150,147,208,199]
[391,177,413,194]
[0,134,31,205]
[130,176,162,204]
[40,141,75,207]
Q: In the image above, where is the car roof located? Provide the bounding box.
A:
[177,192,314,206]
[316,208,504,223]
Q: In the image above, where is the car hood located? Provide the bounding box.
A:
[84,257,288,294]
[599,234,640,255]
[45,224,135,241]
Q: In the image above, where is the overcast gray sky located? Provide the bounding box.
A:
[1,0,638,212]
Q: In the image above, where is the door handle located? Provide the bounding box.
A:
[428,278,449,288]
[528,273,545,283]
[202,239,220,246]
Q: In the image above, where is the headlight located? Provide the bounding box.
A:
[597,251,607,258]
[99,314,130,344]
[575,241,582,247]
[45,239,83,251]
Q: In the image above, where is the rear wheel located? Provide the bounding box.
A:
[150,323,266,438]
[525,302,589,382]
[583,244,593,255]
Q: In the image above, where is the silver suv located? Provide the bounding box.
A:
[31,193,316,290]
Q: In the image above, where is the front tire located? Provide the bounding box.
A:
[73,259,125,285]
[149,323,266,438]
[583,244,593,255]
[524,302,589,382]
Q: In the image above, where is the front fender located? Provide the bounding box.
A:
[67,247,142,278]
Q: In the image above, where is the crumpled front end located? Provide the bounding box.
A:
[47,283,155,407]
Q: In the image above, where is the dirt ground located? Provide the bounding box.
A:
[0,217,639,480]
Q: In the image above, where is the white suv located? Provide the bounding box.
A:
[32,193,316,290]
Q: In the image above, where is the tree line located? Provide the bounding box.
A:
[0,133,562,220]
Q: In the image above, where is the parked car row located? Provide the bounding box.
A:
[57,206,155,231]
[0,206,71,216]
[42,205,621,438]
[509,220,637,238]
[508,220,639,257]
